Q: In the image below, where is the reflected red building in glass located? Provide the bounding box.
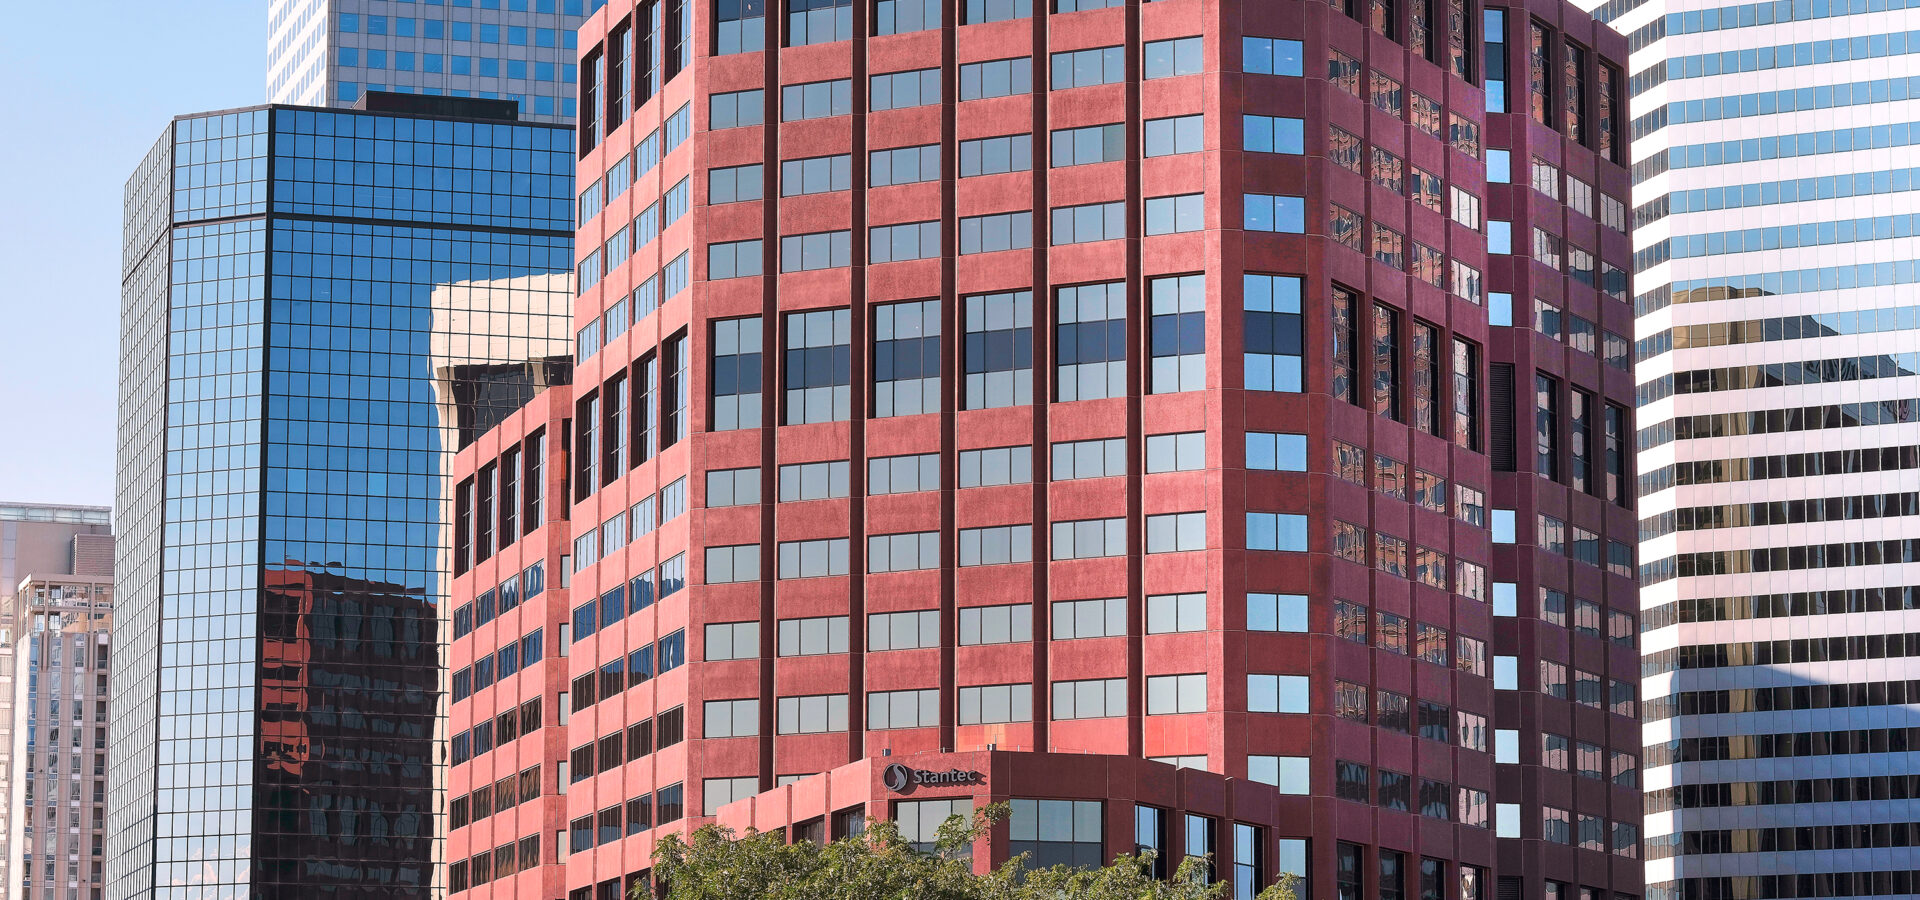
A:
[448,1,1640,897]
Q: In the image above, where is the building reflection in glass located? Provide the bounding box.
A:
[113,100,571,900]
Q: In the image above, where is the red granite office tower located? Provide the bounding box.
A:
[447,1,1640,898]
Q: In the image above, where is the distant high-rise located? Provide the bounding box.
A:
[0,505,111,900]
[111,96,573,900]
[266,0,595,123]
[1594,0,1920,897]
[5,561,114,900]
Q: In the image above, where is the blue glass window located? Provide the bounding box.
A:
[600,585,626,627]
[629,645,654,683]
[1244,194,1306,232]
[660,553,686,599]
[1243,273,1303,392]
[630,572,655,612]
[657,630,687,673]
[572,599,597,641]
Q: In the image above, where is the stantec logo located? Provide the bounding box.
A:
[882,763,983,793]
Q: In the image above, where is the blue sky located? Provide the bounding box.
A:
[0,1,265,506]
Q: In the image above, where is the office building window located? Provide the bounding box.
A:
[1150,274,1205,393]
[869,219,939,262]
[874,299,941,417]
[1331,285,1359,404]
[711,318,762,431]
[959,57,1033,98]
[877,0,940,32]
[1242,274,1302,392]
[1483,9,1506,111]
[1372,304,1402,421]
[716,0,765,53]
[1535,373,1559,481]
[1597,61,1618,161]
[783,154,852,196]
[1056,281,1126,401]
[1527,21,1551,125]
[789,0,852,45]
[1600,402,1628,506]
[964,290,1033,409]
[784,309,851,424]
[1452,338,1479,451]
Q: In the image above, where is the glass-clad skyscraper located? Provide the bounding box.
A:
[1594,0,1920,897]
[111,97,573,900]
[266,0,596,123]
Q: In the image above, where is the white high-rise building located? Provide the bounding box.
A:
[1596,0,1920,897]
[266,0,593,123]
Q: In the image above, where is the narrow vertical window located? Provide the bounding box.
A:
[1452,339,1479,452]
[1535,373,1560,481]
[633,353,658,464]
[524,430,545,528]
[580,49,603,152]
[1150,274,1206,394]
[1481,8,1505,112]
[666,0,690,82]
[455,479,473,574]
[499,446,519,545]
[1604,402,1628,508]
[1411,322,1440,436]
[1596,61,1618,162]
[1562,41,1586,144]
[1569,388,1593,494]
[575,393,599,501]
[712,318,764,431]
[476,464,495,561]
[1527,21,1551,126]
[784,309,853,423]
[604,375,627,482]
[1372,304,1402,421]
[637,1,659,105]
[607,23,632,131]
[963,291,1033,409]
[663,333,688,448]
[1331,285,1360,406]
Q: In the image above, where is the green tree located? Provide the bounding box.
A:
[647,804,1301,900]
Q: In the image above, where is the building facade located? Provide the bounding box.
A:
[0,507,111,900]
[1593,0,1920,897]
[110,98,574,900]
[6,571,113,900]
[267,0,596,123]
[447,1,1643,898]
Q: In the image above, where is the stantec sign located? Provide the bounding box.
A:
[883,763,983,793]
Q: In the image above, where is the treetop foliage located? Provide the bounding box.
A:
[645,803,1300,900]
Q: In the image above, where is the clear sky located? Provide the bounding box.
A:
[0,1,266,507]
